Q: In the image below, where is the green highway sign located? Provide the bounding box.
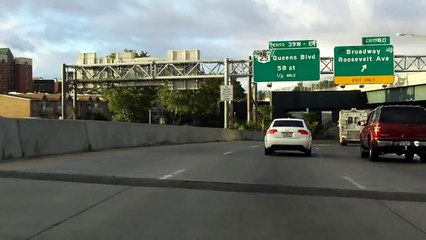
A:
[269,40,317,49]
[362,36,391,45]
[253,48,320,82]
[334,45,394,84]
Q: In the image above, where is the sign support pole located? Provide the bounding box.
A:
[72,82,77,120]
[253,82,257,125]
[247,56,252,124]
[61,64,67,120]
[224,58,229,129]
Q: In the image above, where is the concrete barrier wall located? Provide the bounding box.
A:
[85,122,219,150]
[85,121,262,151]
[0,118,22,160]
[0,119,263,160]
[18,119,90,158]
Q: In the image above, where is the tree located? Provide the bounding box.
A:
[231,79,246,101]
[108,49,150,60]
[157,86,197,125]
[293,82,308,91]
[123,48,150,58]
[193,78,222,126]
[157,78,223,126]
[302,111,323,137]
[257,105,273,131]
[317,80,336,89]
[102,87,156,123]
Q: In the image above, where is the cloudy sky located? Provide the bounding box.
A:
[1,0,425,83]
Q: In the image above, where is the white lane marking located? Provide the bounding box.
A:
[342,176,366,190]
[250,145,260,148]
[223,151,234,155]
[160,169,186,180]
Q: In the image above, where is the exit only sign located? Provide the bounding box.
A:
[334,45,394,84]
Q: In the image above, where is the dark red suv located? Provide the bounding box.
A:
[359,105,426,162]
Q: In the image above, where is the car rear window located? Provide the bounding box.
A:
[380,107,426,124]
[273,120,304,127]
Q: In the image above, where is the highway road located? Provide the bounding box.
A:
[0,141,425,239]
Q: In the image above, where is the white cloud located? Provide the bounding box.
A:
[261,0,329,29]
[347,0,374,26]
[0,0,424,79]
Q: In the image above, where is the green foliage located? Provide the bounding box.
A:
[193,78,222,127]
[317,80,336,89]
[232,80,246,101]
[293,80,336,91]
[123,48,150,58]
[108,49,150,60]
[107,52,116,60]
[244,121,260,131]
[157,79,222,126]
[196,78,221,115]
[257,105,273,131]
[302,111,323,136]
[157,86,197,125]
[102,87,156,123]
[232,121,260,131]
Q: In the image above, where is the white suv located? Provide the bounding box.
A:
[264,118,312,156]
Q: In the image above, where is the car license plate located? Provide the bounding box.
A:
[282,132,293,137]
[398,141,410,146]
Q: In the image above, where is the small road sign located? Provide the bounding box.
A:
[220,85,233,102]
[362,36,391,45]
[269,40,317,49]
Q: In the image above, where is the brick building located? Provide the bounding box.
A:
[33,78,62,94]
[0,93,111,120]
[15,57,33,93]
[0,48,33,93]
[34,79,55,93]
[0,54,9,93]
[0,48,14,93]
[54,81,62,93]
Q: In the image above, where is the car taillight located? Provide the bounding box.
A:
[267,129,278,134]
[298,129,309,135]
[373,126,381,137]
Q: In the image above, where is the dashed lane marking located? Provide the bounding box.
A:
[160,169,186,180]
[222,151,234,155]
[342,176,367,190]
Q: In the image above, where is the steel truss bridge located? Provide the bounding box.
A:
[63,55,426,90]
[62,55,426,120]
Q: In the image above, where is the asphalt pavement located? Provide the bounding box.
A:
[0,141,425,239]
